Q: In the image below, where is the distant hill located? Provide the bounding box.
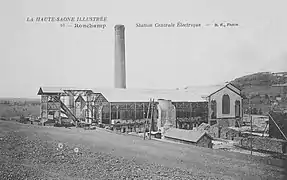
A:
[231,72,287,90]
[230,72,287,114]
[0,98,40,119]
[0,97,40,103]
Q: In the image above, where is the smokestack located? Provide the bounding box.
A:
[114,24,126,89]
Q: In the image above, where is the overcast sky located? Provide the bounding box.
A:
[0,0,287,98]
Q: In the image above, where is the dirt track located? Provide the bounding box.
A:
[0,120,286,180]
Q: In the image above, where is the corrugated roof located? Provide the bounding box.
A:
[38,87,94,94]
[38,87,207,102]
[91,88,206,102]
[164,128,211,143]
[92,88,151,102]
[38,87,77,94]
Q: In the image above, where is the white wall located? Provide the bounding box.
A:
[210,87,242,119]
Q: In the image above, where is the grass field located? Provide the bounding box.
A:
[0,120,286,180]
[0,101,40,118]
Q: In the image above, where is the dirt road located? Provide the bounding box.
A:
[0,120,286,180]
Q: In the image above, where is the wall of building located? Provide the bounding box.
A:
[209,87,242,119]
[173,102,208,131]
[39,89,210,128]
[101,102,150,124]
[217,118,237,127]
[219,127,240,140]
[240,136,287,154]
[157,100,176,131]
[174,102,208,121]
[102,101,208,132]
[40,95,48,123]
[197,135,213,148]
[40,95,61,124]
[112,122,146,133]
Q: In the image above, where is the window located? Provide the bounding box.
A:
[120,110,126,120]
[110,104,118,119]
[119,109,134,120]
[111,109,117,119]
[136,109,144,119]
[235,100,240,118]
[175,103,192,119]
[101,105,110,121]
[222,94,230,114]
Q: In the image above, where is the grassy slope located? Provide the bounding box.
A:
[231,72,287,114]
[0,120,285,179]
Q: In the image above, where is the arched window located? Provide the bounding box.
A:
[222,94,230,114]
[211,100,217,119]
[235,100,241,118]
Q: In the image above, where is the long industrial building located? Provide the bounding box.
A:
[37,24,243,133]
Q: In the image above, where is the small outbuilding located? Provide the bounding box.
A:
[183,83,243,127]
[163,128,213,148]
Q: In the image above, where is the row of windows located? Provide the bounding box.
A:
[100,103,208,121]
[102,109,151,121]
[102,108,207,120]
[176,109,207,118]
[176,110,192,118]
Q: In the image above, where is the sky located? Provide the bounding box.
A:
[0,0,287,98]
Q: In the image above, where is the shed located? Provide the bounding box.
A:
[164,128,213,148]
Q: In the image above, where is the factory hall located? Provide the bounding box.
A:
[37,24,243,148]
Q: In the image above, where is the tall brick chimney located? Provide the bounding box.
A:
[114,24,126,89]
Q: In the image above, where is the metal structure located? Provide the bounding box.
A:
[173,101,208,129]
[37,88,107,126]
[37,87,209,133]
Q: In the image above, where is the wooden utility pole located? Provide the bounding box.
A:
[249,97,253,155]
[262,123,268,137]
[149,99,154,140]
[250,114,253,155]
[144,99,151,140]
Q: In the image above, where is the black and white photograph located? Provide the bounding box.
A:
[0,0,287,179]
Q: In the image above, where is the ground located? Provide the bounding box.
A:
[0,120,286,180]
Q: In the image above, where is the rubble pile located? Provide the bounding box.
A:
[196,123,219,138]
[219,127,241,140]
[197,123,210,132]
[208,124,219,138]
[0,131,220,180]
